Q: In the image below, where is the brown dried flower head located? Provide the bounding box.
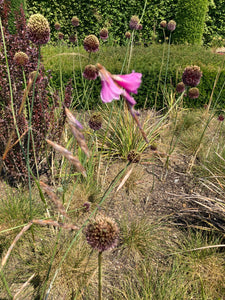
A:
[83,64,99,80]
[88,112,103,130]
[127,150,141,163]
[69,34,77,43]
[27,14,50,45]
[58,32,64,40]
[71,16,79,27]
[129,15,140,30]
[188,87,199,99]
[54,22,61,31]
[182,65,202,87]
[160,20,167,28]
[125,31,131,39]
[85,216,119,252]
[83,34,99,52]
[13,51,29,66]
[167,20,176,31]
[100,28,109,40]
[176,82,185,93]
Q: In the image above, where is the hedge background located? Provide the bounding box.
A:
[25,0,225,46]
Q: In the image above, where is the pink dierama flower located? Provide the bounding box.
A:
[96,63,148,143]
[96,63,142,106]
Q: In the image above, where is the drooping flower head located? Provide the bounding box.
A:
[27,14,50,45]
[88,113,103,130]
[188,87,199,99]
[85,215,119,252]
[100,28,108,40]
[176,82,185,93]
[167,20,176,31]
[129,15,140,30]
[160,20,167,28]
[54,22,61,31]
[83,64,99,80]
[125,31,131,39]
[96,63,142,106]
[83,34,99,52]
[13,51,29,66]
[71,16,79,27]
[182,65,202,87]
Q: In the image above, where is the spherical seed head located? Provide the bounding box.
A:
[88,113,103,130]
[54,22,61,31]
[71,16,79,27]
[182,65,202,87]
[167,20,176,32]
[85,216,119,252]
[13,51,29,66]
[176,82,185,93]
[127,150,141,163]
[125,31,131,39]
[188,87,199,99]
[160,20,167,28]
[83,34,99,52]
[137,24,143,30]
[100,28,108,40]
[58,32,64,40]
[129,15,140,30]
[218,115,224,122]
[83,64,99,81]
[27,14,50,45]
[69,34,77,43]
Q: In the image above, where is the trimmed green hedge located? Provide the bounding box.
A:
[173,0,209,45]
[42,44,225,110]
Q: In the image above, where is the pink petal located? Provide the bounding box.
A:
[121,90,136,106]
[112,71,142,94]
[100,70,123,103]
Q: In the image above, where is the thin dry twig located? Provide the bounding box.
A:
[13,273,35,300]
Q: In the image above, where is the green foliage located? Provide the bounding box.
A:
[42,44,225,110]
[26,0,178,44]
[173,0,209,45]
[6,0,27,33]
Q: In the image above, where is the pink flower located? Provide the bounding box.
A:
[96,63,142,106]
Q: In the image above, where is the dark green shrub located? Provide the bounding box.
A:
[173,0,209,45]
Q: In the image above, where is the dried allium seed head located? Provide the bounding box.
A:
[85,216,119,252]
[88,113,103,130]
[27,14,50,45]
[176,82,185,93]
[188,87,199,99]
[125,31,131,39]
[69,34,77,43]
[83,64,99,80]
[129,15,140,30]
[218,115,224,122]
[54,22,61,31]
[71,16,79,27]
[182,65,202,87]
[160,20,167,28]
[137,24,143,30]
[100,28,108,40]
[13,51,29,66]
[127,150,141,163]
[83,34,99,52]
[58,32,64,40]
[167,20,176,32]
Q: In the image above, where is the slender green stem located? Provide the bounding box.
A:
[98,251,103,300]
[162,32,172,108]
[0,270,13,299]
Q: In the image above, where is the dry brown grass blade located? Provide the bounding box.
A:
[70,124,90,158]
[32,219,78,231]
[116,165,134,192]
[46,139,87,177]
[13,273,35,300]
[65,107,83,130]
[0,222,33,271]
[40,181,68,218]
